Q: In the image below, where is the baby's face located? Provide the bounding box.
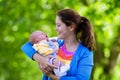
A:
[39,34,47,40]
[35,33,48,43]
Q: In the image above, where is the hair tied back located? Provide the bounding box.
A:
[81,17,85,23]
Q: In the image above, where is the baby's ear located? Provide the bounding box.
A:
[35,39,40,43]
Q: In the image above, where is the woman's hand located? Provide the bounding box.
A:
[38,63,60,80]
[38,62,53,75]
[39,57,57,72]
[33,53,58,72]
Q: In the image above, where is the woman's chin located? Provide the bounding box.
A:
[58,36,63,39]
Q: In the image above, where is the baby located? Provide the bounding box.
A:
[29,30,58,56]
[29,30,70,76]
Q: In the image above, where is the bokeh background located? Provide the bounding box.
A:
[0,0,120,80]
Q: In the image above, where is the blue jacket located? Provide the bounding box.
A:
[21,39,93,80]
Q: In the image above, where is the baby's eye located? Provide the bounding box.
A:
[57,24,60,27]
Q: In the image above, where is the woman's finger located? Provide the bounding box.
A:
[49,64,58,69]
[44,66,52,72]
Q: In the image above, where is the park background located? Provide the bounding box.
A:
[0,0,120,80]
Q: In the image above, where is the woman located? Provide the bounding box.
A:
[21,9,95,80]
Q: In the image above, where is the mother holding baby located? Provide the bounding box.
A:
[21,8,95,80]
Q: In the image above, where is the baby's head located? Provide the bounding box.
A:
[29,30,48,44]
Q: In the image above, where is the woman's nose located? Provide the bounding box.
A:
[55,26,58,31]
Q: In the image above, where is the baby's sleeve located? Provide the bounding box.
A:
[21,42,37,59]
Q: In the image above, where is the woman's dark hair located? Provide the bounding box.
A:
[57,9,95,50]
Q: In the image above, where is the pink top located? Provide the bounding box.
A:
[57,44,74,65]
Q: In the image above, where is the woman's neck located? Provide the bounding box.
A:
[64,36,79,52]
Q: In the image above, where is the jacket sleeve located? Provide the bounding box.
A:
[21,42,37,59]
[42,75,48,80]
[60,50,93,80]
[21,38,63,60]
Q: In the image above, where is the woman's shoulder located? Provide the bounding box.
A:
[79,42,92,51]
[76,42,93,57]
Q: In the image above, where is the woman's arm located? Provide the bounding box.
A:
[39,64,60,80]
[48,74,60,80]
[21,42,36,59]
[21,41,57,71]
[21,42,45,63]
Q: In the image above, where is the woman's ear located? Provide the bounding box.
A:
[69,23,76,31]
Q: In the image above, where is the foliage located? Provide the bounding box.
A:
[0,0,120,80]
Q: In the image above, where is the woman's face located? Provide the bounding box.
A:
[55,16,71,39]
